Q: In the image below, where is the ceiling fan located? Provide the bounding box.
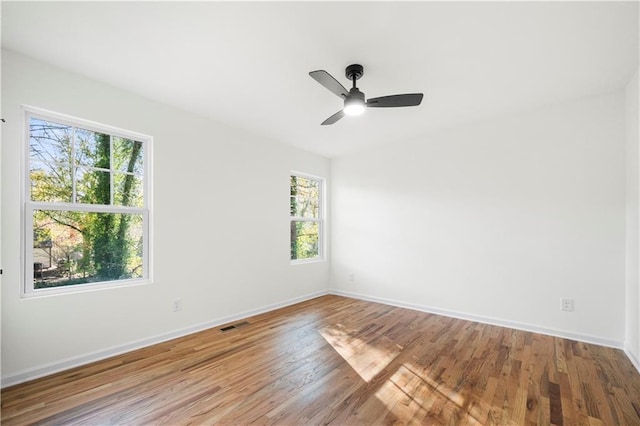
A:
[309,64,424,125]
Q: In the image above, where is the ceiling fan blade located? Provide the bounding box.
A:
[366,93,424,108]
[309,70,349,99]
[321,110,345,125]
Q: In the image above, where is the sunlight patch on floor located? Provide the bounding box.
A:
[319,325,489,423]
[320,325,401,382]
[373,363,484,425]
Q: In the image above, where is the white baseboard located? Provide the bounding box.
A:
[329,289,624,350]
[1,289,329,388]
[624,346,640,374]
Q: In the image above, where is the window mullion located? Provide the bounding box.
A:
[25,112,31,202]
[110,134,114,205]
[71,127,77,203]
[291,217,321,223]
[28,200,145,215]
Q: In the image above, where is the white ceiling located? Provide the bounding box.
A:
[2,1,638,158]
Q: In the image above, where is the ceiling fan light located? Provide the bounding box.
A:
[344,98,365,116]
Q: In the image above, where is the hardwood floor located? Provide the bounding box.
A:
[2,295,640,425]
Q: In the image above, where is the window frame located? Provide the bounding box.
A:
[21,106,153,298]
[290,171,325,264]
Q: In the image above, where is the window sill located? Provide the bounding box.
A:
[290,257,326,265]
[22,277,152,299]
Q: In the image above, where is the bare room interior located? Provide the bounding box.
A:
[1,1,639,424]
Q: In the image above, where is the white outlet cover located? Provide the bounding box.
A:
[561,298,574,311]
[173,299,183,312]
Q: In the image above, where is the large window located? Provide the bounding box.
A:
[24,108,151,296]
[290,173,324,262]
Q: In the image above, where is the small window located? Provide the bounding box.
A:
[290,173,324,262]
[24,108,152,296]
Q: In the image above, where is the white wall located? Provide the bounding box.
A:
[626,68,640,368]
[331,92,627,345]
[1,50,330,385]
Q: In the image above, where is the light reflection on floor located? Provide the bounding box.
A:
[320,324,402,382]
[375,363,484,424]
[320,324,488,424]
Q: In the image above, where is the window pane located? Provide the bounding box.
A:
[291,221,319,260]
[75,167,111,205]
[29,118,74,203]
[29,117,73,165]
[113,138,143,174]
[299,177,319,193]
[33,209,144,289]
[291,195,319,218]
[30,162,73,203]
[114,172,143,207]
[290,176,320,218]
[291,176,319,196]
[75,128,111,169]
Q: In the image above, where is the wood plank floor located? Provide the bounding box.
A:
[2,295,640,425]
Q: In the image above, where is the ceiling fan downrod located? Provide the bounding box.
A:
[345,64,364,89]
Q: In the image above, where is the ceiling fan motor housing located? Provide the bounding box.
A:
[345,64,364,81]
[347,87,365,102]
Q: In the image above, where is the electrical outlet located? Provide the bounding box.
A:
[349,273,355,282]
[561,298,574,312]
[173,298,183,312]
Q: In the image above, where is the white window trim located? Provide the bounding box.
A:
[21,105,153,298]
[290,171,326,265]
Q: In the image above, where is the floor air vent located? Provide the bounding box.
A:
[220,321,250,332]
